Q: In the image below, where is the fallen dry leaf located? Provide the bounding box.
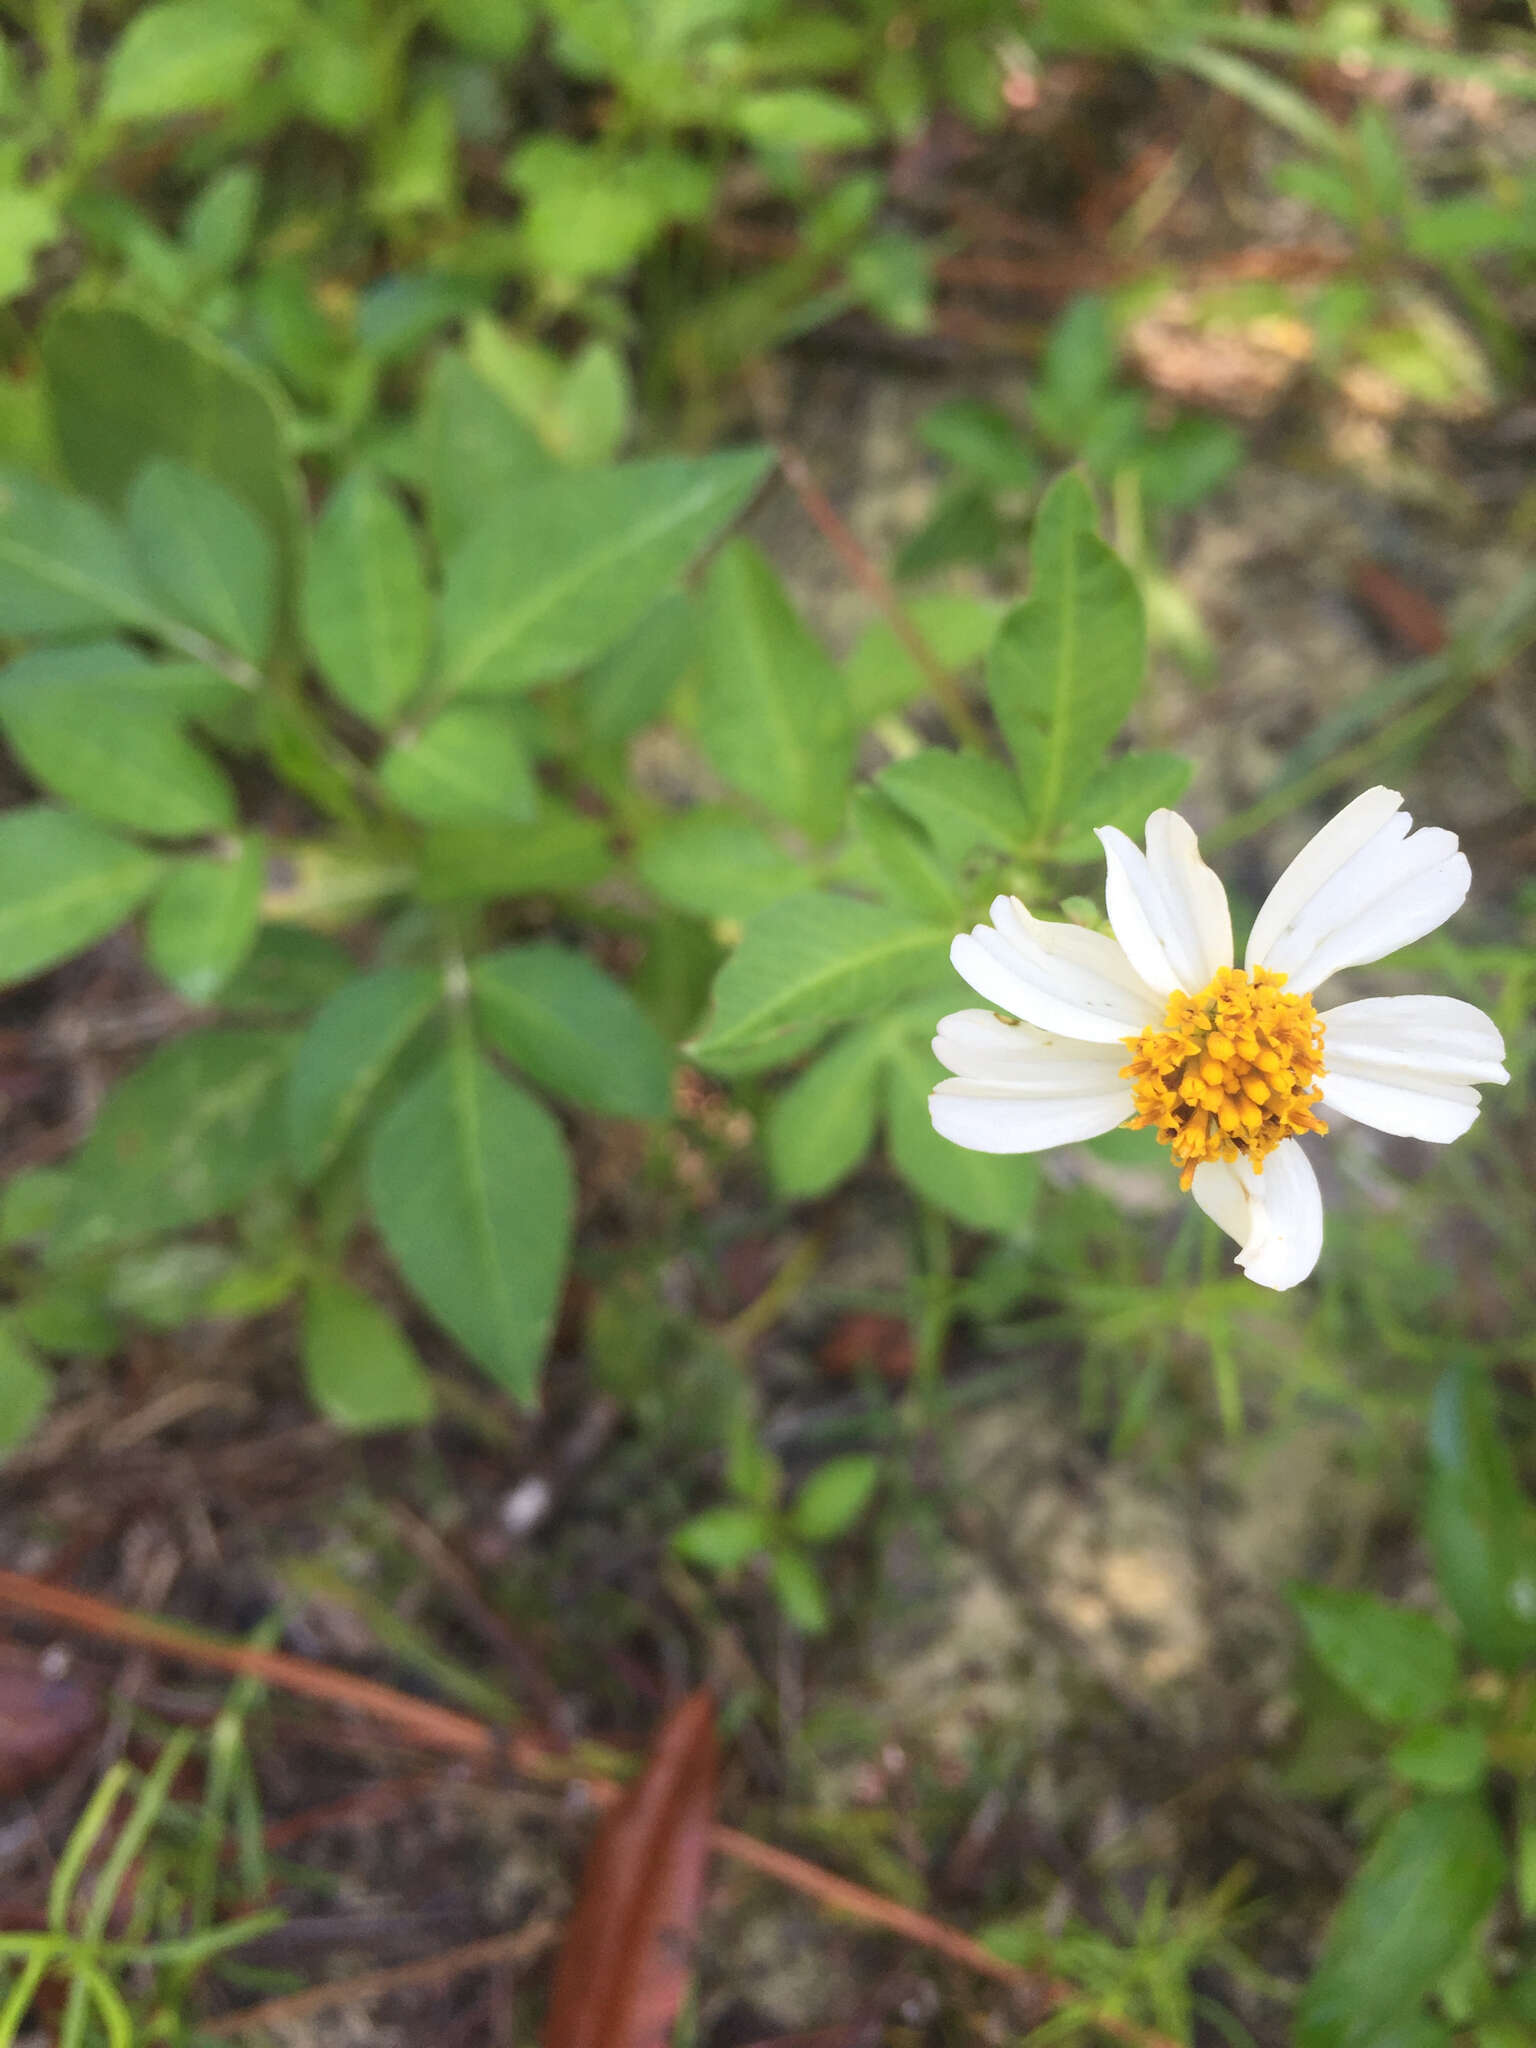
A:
[543,1689,718,2048]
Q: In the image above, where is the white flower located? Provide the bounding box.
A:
[928,788,1509,1291]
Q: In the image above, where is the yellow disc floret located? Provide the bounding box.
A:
[1120,966,1328,1190]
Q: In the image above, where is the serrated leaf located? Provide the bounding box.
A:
[438,449,770,696]
[472,942,671,1117]
[0,467,157,638]
[126,459,275,663]
[0,647,238,838]
[1296,1797,1506,2048]
[1292,1586,1460,1727]
[884,1036,1041,1234]
[639,809,805,922]
[689,892,948,1068]
[379,702,538,825]
[989,470,1145,834]
[285,966,440,1183]
[877,748,1030,863]
[302,1276,436,1431]
[51,1029,292,1258]
[146,838,264,1002]
[0,808,164,988]
[695,538,851,842]
[791,1454,879,1543]
[304,468,432,725]
[367,1038,573,1401]
[767,1024,885,1199]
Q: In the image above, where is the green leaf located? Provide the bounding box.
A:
[16,1282,117,1359]
[1427,1362,1536,1671]
[639,808,805,923]
[1291,1587,1460,1727]
[508,137,705,282]
[379,703,538,826]
[0,1321,52,1457]
[988,470,1145,834]
[770,1547,830,1633]
[0,467,157,637]
[877,748,1030,863]
[126,459,275,663]
[0,647,238,838]
[695,539,852,843]
[100,0,291,121]
[438,449,770,695]
[285,966,439,1183]
[367,1039,574,1402]
[304,468,432,726]
[0,1167,71,1248]
[418,351,558,558]
[0,185,61,305]
[472,942,671,1117]
[672,1505,769,1572]
[885,1036,1041,1234]
[51,1030,292,1258]
[417,801,611,901]
[791,1454,880,1543]
[41,307,301,595]
[0,808,164,988]
[1054,750,1193,861]
[1296,1797,1506,2048]
[302,1276,436,1431]
[220,927,353,1016]
[584,593,698,744]
[848,788,960,921]
[734,88,876,151]
[146,839,265,1003]
[1389,1726,1487,1795]
[182,164,260,277]
[918,397,1039,489]
[766,1025,885,1199]
[689,892,949,1068]
[844,593,1005,725]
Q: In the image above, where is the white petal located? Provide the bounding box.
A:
[1245,792,1470,994]
[933,1008,1133,1089]
[1319,993,1505,1142]
[1190,1140,1323,1292]
[930,1076,1135,1154]
[1319,995,1509,1085]
[949,895,1161,1044]
[1245,786,1405,972]
[1321,1069,1481,1143]
[1096,811,1233,995]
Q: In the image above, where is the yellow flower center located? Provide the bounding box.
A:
[1120,966,1328,1190]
